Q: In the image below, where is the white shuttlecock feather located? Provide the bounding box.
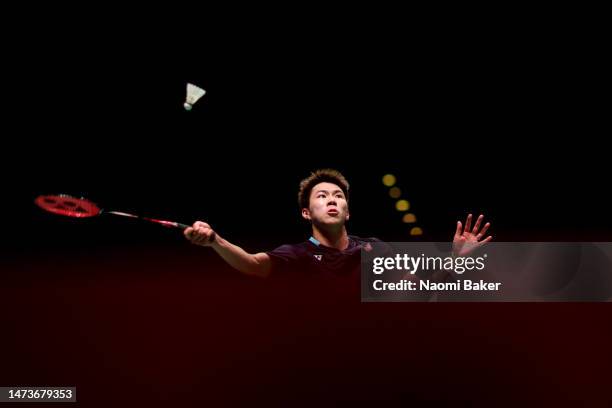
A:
[184,83,206,110]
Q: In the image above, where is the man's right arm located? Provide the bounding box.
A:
[184,221,271,278]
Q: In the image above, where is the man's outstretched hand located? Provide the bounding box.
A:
[184,221,217,247]
[453,214,492,257]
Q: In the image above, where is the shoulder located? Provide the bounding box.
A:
[349,235,383,244]
[266,241,313,260]
[349,235,392,254]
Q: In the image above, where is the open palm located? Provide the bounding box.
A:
[453,214,492,257]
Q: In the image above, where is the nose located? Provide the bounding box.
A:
[327,198,337,206]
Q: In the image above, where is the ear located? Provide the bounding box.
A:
[345,210,350,221]
[302,208,311,220]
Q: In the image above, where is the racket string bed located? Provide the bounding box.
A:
[34,194,190,230]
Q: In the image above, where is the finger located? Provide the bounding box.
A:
[464,214,472,233]
[472,214,484,234]
[194,235,208,245]
[476,223,490,239]
[184,227,194,239]
[193,221,210,229]
[479,236,493,245]
[455,221,463,237]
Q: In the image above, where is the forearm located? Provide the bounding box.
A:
[211,235,271,278]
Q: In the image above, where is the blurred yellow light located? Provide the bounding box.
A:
[395,200,410,212]
[402,213,417,223]
[382,174,396,187]
[389,187,401,199]
[410,227,423,236]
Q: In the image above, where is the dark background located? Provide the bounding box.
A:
[1,10,610,407]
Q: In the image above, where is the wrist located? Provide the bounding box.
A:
[211,234,224,250]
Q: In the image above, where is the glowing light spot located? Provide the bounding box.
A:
[395,200,410,212]
[410,227,423,236]
[389,187,401,199]
[402,213,417,223]
[382,174,396,187]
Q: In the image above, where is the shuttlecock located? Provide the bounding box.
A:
[184,83,206,111]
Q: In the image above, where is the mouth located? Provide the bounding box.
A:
[327,208,339,216]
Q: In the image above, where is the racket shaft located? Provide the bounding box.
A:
[107,211,190,230]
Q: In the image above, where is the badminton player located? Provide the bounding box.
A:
[184,169,492,278]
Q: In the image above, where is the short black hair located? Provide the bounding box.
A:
[298,169,349,209]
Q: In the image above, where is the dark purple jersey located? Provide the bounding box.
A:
[266,235,380,276]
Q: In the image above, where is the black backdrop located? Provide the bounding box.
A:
[1,13,610,407]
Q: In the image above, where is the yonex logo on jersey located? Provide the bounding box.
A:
[314,254,323,261]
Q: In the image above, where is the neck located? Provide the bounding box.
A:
[311,224,349,250]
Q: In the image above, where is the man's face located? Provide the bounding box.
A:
[302,182,349,226]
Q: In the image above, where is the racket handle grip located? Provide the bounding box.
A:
[108,212,192,230]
